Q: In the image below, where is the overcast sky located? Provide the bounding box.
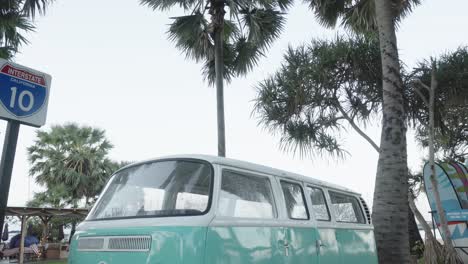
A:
[0,0,467,220]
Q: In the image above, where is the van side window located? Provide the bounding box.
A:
[308,187,330,221]
[219,170,276,219]
[329,192,366,224]
[281,181,309,220]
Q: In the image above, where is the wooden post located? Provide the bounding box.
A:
[39,216,52,245]
[19,215,28,264]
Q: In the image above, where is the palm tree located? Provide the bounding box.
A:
[300,1,419,262]
[0,0,53,59]
[371,0,426,262]
[140,0,290,157]
[28,123,117,207]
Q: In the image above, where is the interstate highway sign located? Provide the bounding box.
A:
[0,59,51,127]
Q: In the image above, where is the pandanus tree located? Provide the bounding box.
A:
[140,0,290,157]
[409,53,468,263]
[0,0,53,59]
[254,33,468,261]
[411,49,468,163]
[254,36,383,157]
[253,37,427,256]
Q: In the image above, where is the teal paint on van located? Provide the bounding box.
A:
[205,226,319,264]
[69,225,378,264]
[336,228,378,264]
[285,227,318,263]
[316,227,341,264]
[205,226,284,264]
[68,226,207,264]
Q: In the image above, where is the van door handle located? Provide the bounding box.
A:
[283,241,290,257]
[316,240,325,255]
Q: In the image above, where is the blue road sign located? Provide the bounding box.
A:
[0,60,51,127]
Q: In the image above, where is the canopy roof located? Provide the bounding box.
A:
[5,207,88,218]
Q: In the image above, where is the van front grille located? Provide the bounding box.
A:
[77,236,151,252]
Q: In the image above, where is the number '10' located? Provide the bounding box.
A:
[10,87,34,112]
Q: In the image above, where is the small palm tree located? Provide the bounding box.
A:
[28,123,117,207]
[0,0,53,59]
[140,0,290,157]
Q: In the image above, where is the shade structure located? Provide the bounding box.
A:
[1,206,88,264]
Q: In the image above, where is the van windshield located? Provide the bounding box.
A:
[88,160,212,220]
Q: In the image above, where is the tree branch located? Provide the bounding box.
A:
[414,78,431,92]
[413,84,429,106]
[335,101,380,153]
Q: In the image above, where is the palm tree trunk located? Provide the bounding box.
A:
[337,99,424,254]
[211,0,226,157]
[408,192,444,264]
[426,64,461,262]
[372,0,410,262]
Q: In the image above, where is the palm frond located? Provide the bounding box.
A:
[306,0,421,33]
[0,11,35,53]
[274,0,294,11]
[223,19,240,41]
[22,0,51,19]
[232,37,263,75]
[306,0,347,28]
[168,13,212,62]
[0,47,14,59]
[202,43,236,85]
[394,0,421,22]
[140,0,204,12]
[241,8,285,50]
[341,0,377,33]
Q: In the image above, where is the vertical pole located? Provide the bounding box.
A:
[0,121,20,237]
[19,215,27,264]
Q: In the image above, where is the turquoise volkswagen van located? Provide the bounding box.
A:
[68,155,377,264]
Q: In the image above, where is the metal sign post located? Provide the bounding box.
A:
[0,59,51,237]
[0,121,20,237]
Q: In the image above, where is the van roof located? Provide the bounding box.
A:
[122,154,359,196]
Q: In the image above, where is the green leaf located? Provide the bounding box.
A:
[241,8,285,50]
[140,0,204,12]
[168,13,212,62]
[22,0,51,19]
[232,37,263,76]
[202,43,236,85]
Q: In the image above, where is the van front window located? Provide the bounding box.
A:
[88,160,212,220]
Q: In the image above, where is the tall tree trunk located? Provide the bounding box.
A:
[212,0,226,157]
[408,203,423,255]
[408,192,444,264]
[372,0,410,263]
[338,99,425,255]
[426,63,461,262]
